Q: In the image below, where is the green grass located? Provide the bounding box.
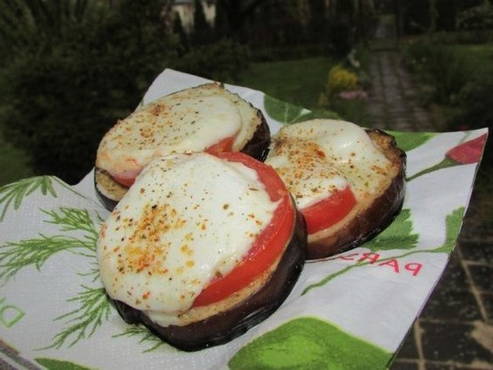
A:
[232,57,334,110]
[231,56,372,125]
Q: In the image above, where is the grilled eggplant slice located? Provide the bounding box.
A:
[95,83,270,210]
[97,153,307,351]
[112,207,306,351]
[266,120,406,260]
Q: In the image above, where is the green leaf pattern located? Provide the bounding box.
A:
[0,176,87,222]
[113,326,173,353]
[0,208,98,280]
[0,176,57,222]
[386,131,436,152]
[0,206,113,349]
[264,95,339,125]
[365,209,418,251]
[46,286,112,349]
[229,317,391,370]
[302,207,465,296]
[35,357,93,370]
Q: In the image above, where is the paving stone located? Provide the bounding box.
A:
[460,242,493,265]
[390,360,420,369]
[480,293,493,322]
[424,362,453,369]
[420,321,493,364]
[421,287,481,321]
[435,252,470,293]
[396,327,420,360]
[468,265,493,293]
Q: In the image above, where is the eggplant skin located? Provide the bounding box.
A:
[307,129,406,259]
[240,108,271,162]
[110,208,307,352]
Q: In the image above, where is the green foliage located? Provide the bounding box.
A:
[214,0,230,39]
[173,12,189,53]
[0,0,107,60]
[308,0,328,43]
[453,75,493,130]
[0,0,178,184]
[327,65,359,95]
[177,39,249,82]
[404,40,493,147]
[0,134,33,186]
[229,317,391,370]
[365,210,418,252]
[235,57,337,110]
[427,47,470,104]
[404,40,470,104]
[458,0,493,30]
[327,17,354,57]
[35,358,92,370]
[192,0,212,45]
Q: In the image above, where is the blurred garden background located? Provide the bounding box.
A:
[0,0,492,369]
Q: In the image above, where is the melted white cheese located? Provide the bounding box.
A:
[97,153,277,326]
[96,95,242,177]
[266,119,392,207]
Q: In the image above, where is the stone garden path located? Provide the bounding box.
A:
[366,51,437,132]
[366,20,493,370]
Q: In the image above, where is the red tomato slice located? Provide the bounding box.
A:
[205,136,235,154]
[302,186,356,234]
[112,174,136,188]
[192,152,295,307]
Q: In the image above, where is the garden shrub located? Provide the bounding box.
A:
[452,76,493,130]
[0,1,251,184]
[0,0,178,183]
[327,65,358,96]
[403,40,470,104]
[425,46,470,104]
[175,39,249,82]
[458,0,493,31]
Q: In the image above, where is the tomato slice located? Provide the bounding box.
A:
[205,136,235,155]
[302,186,356,234]
[112,174,137,188]
[192,152,295,307]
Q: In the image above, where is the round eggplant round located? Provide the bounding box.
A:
[110,208,307,352]
[94,86,271,211]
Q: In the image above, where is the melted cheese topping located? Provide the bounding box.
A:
[96,95,242,177]
[266,119,392,207]
[97,153,277,326]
